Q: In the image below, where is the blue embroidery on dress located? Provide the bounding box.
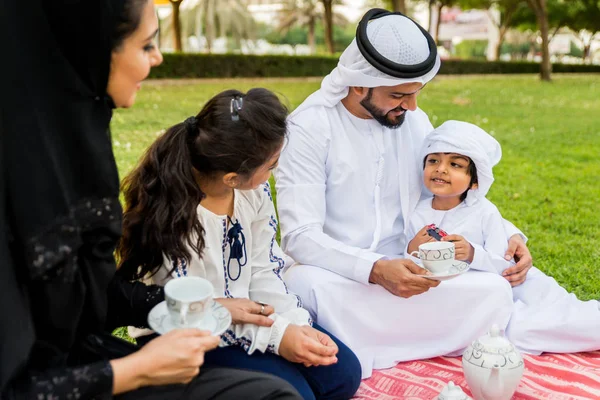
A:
[268,215,302,308]
[172,256,188,277]
[222,329,254,352]
[263,182,273,202]
[220,219,233,298]
[226,217,247,281]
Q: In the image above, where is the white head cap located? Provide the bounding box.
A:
[421,121,502,201]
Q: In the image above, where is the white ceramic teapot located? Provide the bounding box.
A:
[437,381,473,400]
[462,324,524,400]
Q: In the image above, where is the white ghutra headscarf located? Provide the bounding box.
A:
[291,10,441,115]
[421,120,502,201]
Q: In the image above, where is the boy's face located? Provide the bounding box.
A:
[423,153,476,199]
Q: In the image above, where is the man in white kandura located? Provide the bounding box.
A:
[275,9,534,378]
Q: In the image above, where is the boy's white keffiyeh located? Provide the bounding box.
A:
[421,120,502,199]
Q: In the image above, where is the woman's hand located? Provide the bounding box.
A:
[215,298,274,327]
[111,329,220,394]
[278,325,338,368]
[407,226,436,254]
[442,235,474,262]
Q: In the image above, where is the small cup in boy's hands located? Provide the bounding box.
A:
[442,235,474,263]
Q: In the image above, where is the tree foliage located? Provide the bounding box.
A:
[277,0,348,54]
[562,0,600,60]
[160,0,256,53]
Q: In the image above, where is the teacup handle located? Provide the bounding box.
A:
[180,303,189,327]
[409,251,420,258]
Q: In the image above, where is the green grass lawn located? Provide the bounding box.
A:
[111,74,600,301]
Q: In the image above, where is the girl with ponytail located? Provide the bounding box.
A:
[117,88,361,400]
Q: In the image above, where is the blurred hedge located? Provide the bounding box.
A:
[149,54,338,78]
[149,53,600,79]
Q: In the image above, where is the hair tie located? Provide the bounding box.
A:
[184,116,197,137]
[230,96,244,121]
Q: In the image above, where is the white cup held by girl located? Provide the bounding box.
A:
[164,276,214,327]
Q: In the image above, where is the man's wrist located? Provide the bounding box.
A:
[369,259,386,284]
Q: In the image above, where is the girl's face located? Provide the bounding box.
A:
[107,0,163,108]
[423,152,476,200]
[236,147,283,191]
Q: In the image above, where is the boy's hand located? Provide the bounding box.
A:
[407,225,436,254]
[442,235,474,263]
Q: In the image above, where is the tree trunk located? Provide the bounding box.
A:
[538,3,551,81]
[322,0,334,54]
[527,0,551,81]
[435,3,443,44]
[583,44,591,62]
[391,0,407,14]
[428,0,435,32]
[494,40,502,60]
[205,0,216,53]
[170,0,183,52]
[308,18,316,55]
[491,4,516,61]
[494,27,508,60]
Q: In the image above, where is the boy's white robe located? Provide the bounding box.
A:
[409,196,600,355]
[276,100,517,378]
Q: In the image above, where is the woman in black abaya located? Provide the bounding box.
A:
[0,1,301,399]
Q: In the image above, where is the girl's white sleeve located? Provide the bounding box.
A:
[225,183,311,355]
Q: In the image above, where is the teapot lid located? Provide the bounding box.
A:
[477,324,513,351]
[437,381,471,400]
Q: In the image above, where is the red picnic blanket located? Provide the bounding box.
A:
[355,352,600,400]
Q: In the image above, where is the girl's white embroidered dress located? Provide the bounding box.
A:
[153,183,310,355]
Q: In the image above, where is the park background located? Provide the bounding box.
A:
[112,0,600,305]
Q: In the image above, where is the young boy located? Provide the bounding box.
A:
[407,120,600,354]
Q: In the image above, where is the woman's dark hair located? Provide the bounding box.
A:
[112,0,149,51]
[423,154,478,201]
[117,88,288,280]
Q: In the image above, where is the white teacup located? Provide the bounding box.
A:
[410,241,455,274]
[164,276,214,328]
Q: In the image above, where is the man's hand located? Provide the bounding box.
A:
[215,298,274,327]
[407,225,436,254]
[279,325,338,367]
[502,234,533,287]
[442,235,474,263]
[369,258,440,298]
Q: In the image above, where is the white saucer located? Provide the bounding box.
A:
[422,261,470,281]
[148,300,232,336]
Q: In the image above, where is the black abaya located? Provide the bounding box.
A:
[0,1,300,399]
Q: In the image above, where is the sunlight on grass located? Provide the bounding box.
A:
[111,74,600,301]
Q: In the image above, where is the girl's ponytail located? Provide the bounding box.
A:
[117,119,206,280]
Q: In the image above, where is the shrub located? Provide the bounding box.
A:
[149,53,600,79]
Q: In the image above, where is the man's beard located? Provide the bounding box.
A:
[360,88,407,129]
